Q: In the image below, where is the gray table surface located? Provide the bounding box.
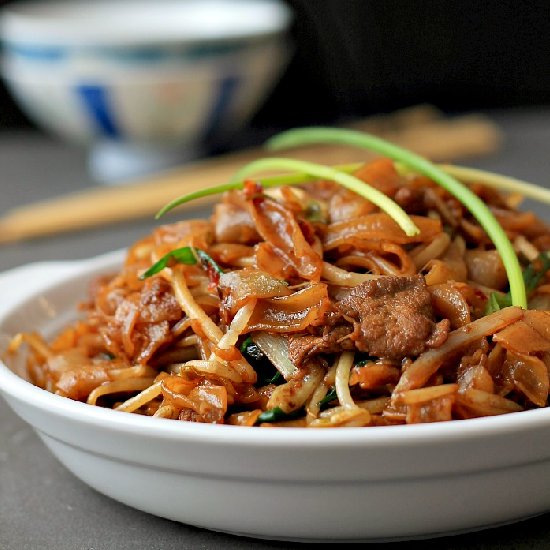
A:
[2,107,550,549]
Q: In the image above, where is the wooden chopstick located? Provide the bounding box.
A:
[0,106,502,244]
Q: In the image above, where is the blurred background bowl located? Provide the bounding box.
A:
[0,0,293,183]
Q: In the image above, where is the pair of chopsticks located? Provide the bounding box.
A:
[0,105,503,244]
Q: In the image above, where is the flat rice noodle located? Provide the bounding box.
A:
[505,350,549,407]
[429,283,471,328]
[353,158,402,196]
[160,374,199,406]
[492,208,550,239]
[213,191,261,244]
[227,409,262,426]
[410,232,451,270]
[55,364,112,401]
[465,249,508,290]
[336,243,415,277]
[441,236,468,281]
[493,316,550,355]
[255,242,294,280]
[335,254,388,276]
[355,397,391,414]
[349,363,400,390]
[458,363,494,393]
[208,243,255,264]
[451,282,489,319]
[244,283,330,333]
[394,307,523,392]
[328,188,377,223]
[190,385,228,423]
[486,343,506,377]
[455,388,523,417]
[423,260,460,286]
[321,262,379,286]
[405,395,455,423]
[423,238,468,285]
[153,219,213,250]
[529,293,550,311]
[393,383,458,405]
[327,159,401,223]
[219,269,291,317]
[423,187,461,227]
[523,310,550,341]
[248,197,322,281]
[460,218,490,246]
[324,214,441,250]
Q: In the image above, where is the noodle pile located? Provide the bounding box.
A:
[11,157,550,427]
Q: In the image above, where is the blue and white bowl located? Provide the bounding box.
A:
[0,0,292,182]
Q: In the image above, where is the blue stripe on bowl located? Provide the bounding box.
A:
[75,84,121,139]
[4,43,66,61]
[5,41,250,65]
[201,74,240,144]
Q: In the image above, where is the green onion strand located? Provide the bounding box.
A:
[155,167,359,219]
[140,246,222,279]
[266,127,527,309]
[140,246,198,279]
[437,164,550,205]
[229,157,420,237]
[157,162,550,219]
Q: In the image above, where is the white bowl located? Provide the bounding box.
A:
[0,0,292,182]
[2,250,550,542]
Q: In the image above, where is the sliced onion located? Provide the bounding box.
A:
[251,332,298,379]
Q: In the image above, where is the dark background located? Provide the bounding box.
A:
[1,0,550,132]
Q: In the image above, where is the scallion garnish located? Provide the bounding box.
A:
[156,162,550,219]
[240,336,283,386]
[229,157,420,237]
[266,127,527,309]
[140,246,223,280]
[486,252,550,314]
[318,386,337,410]
[155,165,359,219]
[256,406,304,424]
[437,164,550,206]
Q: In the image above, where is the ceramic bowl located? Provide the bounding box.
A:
[0,0,292,182]
[2,250,550,542]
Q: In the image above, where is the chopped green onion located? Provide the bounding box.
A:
[229,157,420,237]
[304,200,327,223]
[240,336,262,359]
[318,386,337,410]
[156,161,550,219]
[140,246,197,279]
[523,252,550,293]
[140,246,222,279]
[486,252,550,313]
[266,127,527,309]
[256,406,304,424]
[240,336,283,386]
[155,163,360,219]
[485,292,510,315]
[437,164,550,206]
[195,249,224,275]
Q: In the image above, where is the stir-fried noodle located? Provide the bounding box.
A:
[10,157,550,427]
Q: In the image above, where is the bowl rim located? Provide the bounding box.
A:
[0,0,293,48]
[3,250,550,449]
